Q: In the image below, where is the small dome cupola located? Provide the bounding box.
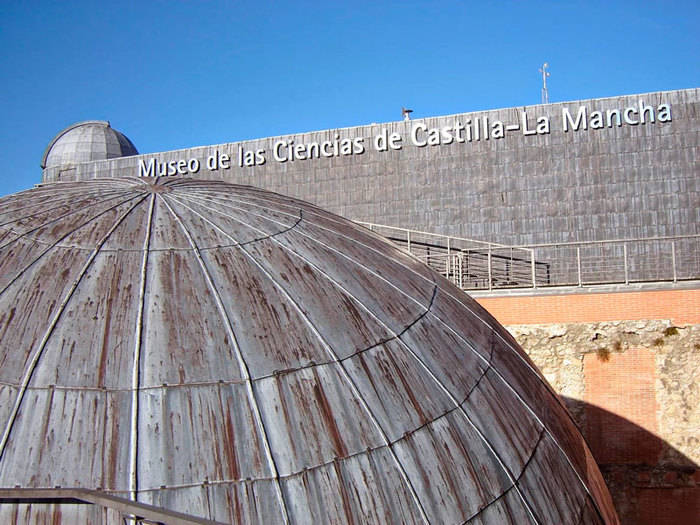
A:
[41,120,138,170]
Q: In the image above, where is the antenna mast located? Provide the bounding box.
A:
[539,62,550,104]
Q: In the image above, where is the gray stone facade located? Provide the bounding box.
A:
[42,88,699,245]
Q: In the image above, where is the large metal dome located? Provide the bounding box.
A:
[41,120,138,170]
[0,177,617,524]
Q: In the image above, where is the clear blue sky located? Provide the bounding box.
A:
[1,1,698,196]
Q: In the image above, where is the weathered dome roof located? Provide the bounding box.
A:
[41,120,138,169]
[0,178,617,524]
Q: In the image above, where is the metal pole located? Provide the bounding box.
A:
[459,254,464,289]
[540,63,550,104]
[446,237,451,278]
[623,243,629,284]
[672,241,677,282]
[407,230,411,254]
[577,247,582,287]
[531,248,537,288]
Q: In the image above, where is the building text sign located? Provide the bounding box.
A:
[139,100,672,177]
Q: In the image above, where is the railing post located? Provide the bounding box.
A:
[487,245,493,290]
[623,243,629,284]
[407,230,411,254]
[446,237,451,279]
[577,247,582,287]
[458,253,464,289]
[672,241,677,282]
[531,248,537,288]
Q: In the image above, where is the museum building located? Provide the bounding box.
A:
[0,88,697,523]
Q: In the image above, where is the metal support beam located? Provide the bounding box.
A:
[0,488,227,525]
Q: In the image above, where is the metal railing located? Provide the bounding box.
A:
[356,222,700,291]
[0,487,226,524]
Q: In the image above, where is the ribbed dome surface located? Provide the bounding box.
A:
[41,121,138,169]
[0,178,617,524]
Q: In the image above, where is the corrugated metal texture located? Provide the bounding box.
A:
[0,177,618,523]
[0,502,120,524]
[0,389,131,488]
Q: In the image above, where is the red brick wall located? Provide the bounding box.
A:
[583,348,661,465]
[475,288,700,325]
[474,287,700,524]
[580,343,700,525]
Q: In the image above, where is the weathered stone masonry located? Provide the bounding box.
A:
[484,290,700,525]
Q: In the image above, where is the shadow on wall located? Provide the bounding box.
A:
[562,396,700,525]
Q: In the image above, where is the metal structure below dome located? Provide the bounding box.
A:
[358,222,700,291]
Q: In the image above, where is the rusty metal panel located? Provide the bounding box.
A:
[0,389,131,490]
[490,342,592,480]
[240,238,396,360]
[199,246,332,378]
[147,193,197,250]
[28,251,142,389]
[198,187,432,272]
[428,288,496,361]
[0,384,18,445]
[141,250,244,386]
[343,339,454,442]
[254,363,385,477]
[0,503,115,524]
[281,447,424,524]
[516,433,591,524]
[291,218,437,306]
[166,190,302,246]
[461,368,542,477]
[582,439,620,523]
[206,481,285,524]
[464,487,535,524]
[265,228,428,333]
[0,236,66,291]
[0,488,227,524]
[392,409,512,524]
[137,485,210,523]
[138,383,272,487]
[295,205,438,283]
[99,194,154,250]
[0,247,93,383]
[0,185,126,227]
[0,192,140,249]
[50,197,146,249]
[399,313,491,401]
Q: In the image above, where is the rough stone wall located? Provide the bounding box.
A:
[507,320,700,524]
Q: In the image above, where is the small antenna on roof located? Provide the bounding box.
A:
[539,63,550,104]
[402,107,413,121]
